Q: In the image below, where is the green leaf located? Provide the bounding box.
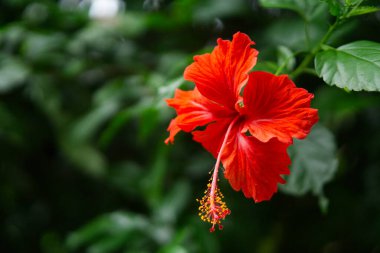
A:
[61,141,107,177]
[66,212,150,251]
[157,76,187,109]
[138,107,159,143]
[0,56,29,93]
[69,100,120,143]
[153,181,191,224]
[194,0,246,22]
[260,17,327,52]
[108,162,144,197]
[348,6,380,17]
[315,40,380,91]
[280,124,338,208]
[22,33,65,62]
[276,46,296,74]
[322,0,343,16]
[98,108,133,148]
[142,145,169,208]
[253,61,278,73]
[158,227,191,253]
[259,0,325,20]
[322,0,378,18]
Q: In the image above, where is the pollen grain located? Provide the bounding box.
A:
[196,180,231,232]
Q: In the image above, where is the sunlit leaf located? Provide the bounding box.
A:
[348,6,380,17]
[0,56,29,93]
[315,40,380,91]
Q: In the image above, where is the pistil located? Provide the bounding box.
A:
[197,116,240,232]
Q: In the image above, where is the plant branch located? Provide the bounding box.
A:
[290,19,339,79]
[290,0,365,80]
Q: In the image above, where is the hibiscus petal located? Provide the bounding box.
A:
[192,119,231,158]
[193,120,291,202]
[165,88,233,143]
[242,71,319,144]
[184,32,258,109]
[165,118,181,144]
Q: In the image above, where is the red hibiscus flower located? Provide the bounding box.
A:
[165,32,318,232]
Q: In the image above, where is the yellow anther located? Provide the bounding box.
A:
[197,178,231,232]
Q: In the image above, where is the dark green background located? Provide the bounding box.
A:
[1,0,380,252]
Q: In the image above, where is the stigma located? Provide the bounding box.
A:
[197,179,231,232]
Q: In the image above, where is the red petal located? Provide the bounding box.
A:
[184,32,258,110]
[165,88,234,143]
[242,71,319,144]
[165,118,181,144]
[193,120,291,202]
[192,119,232,158]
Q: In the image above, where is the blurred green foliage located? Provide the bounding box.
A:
[1,0,380,253]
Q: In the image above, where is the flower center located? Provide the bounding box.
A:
[196,116,240,232]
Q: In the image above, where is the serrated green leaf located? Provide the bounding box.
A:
[348,6,380,17]
[315,40,380,91]
[280,124,338,202]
